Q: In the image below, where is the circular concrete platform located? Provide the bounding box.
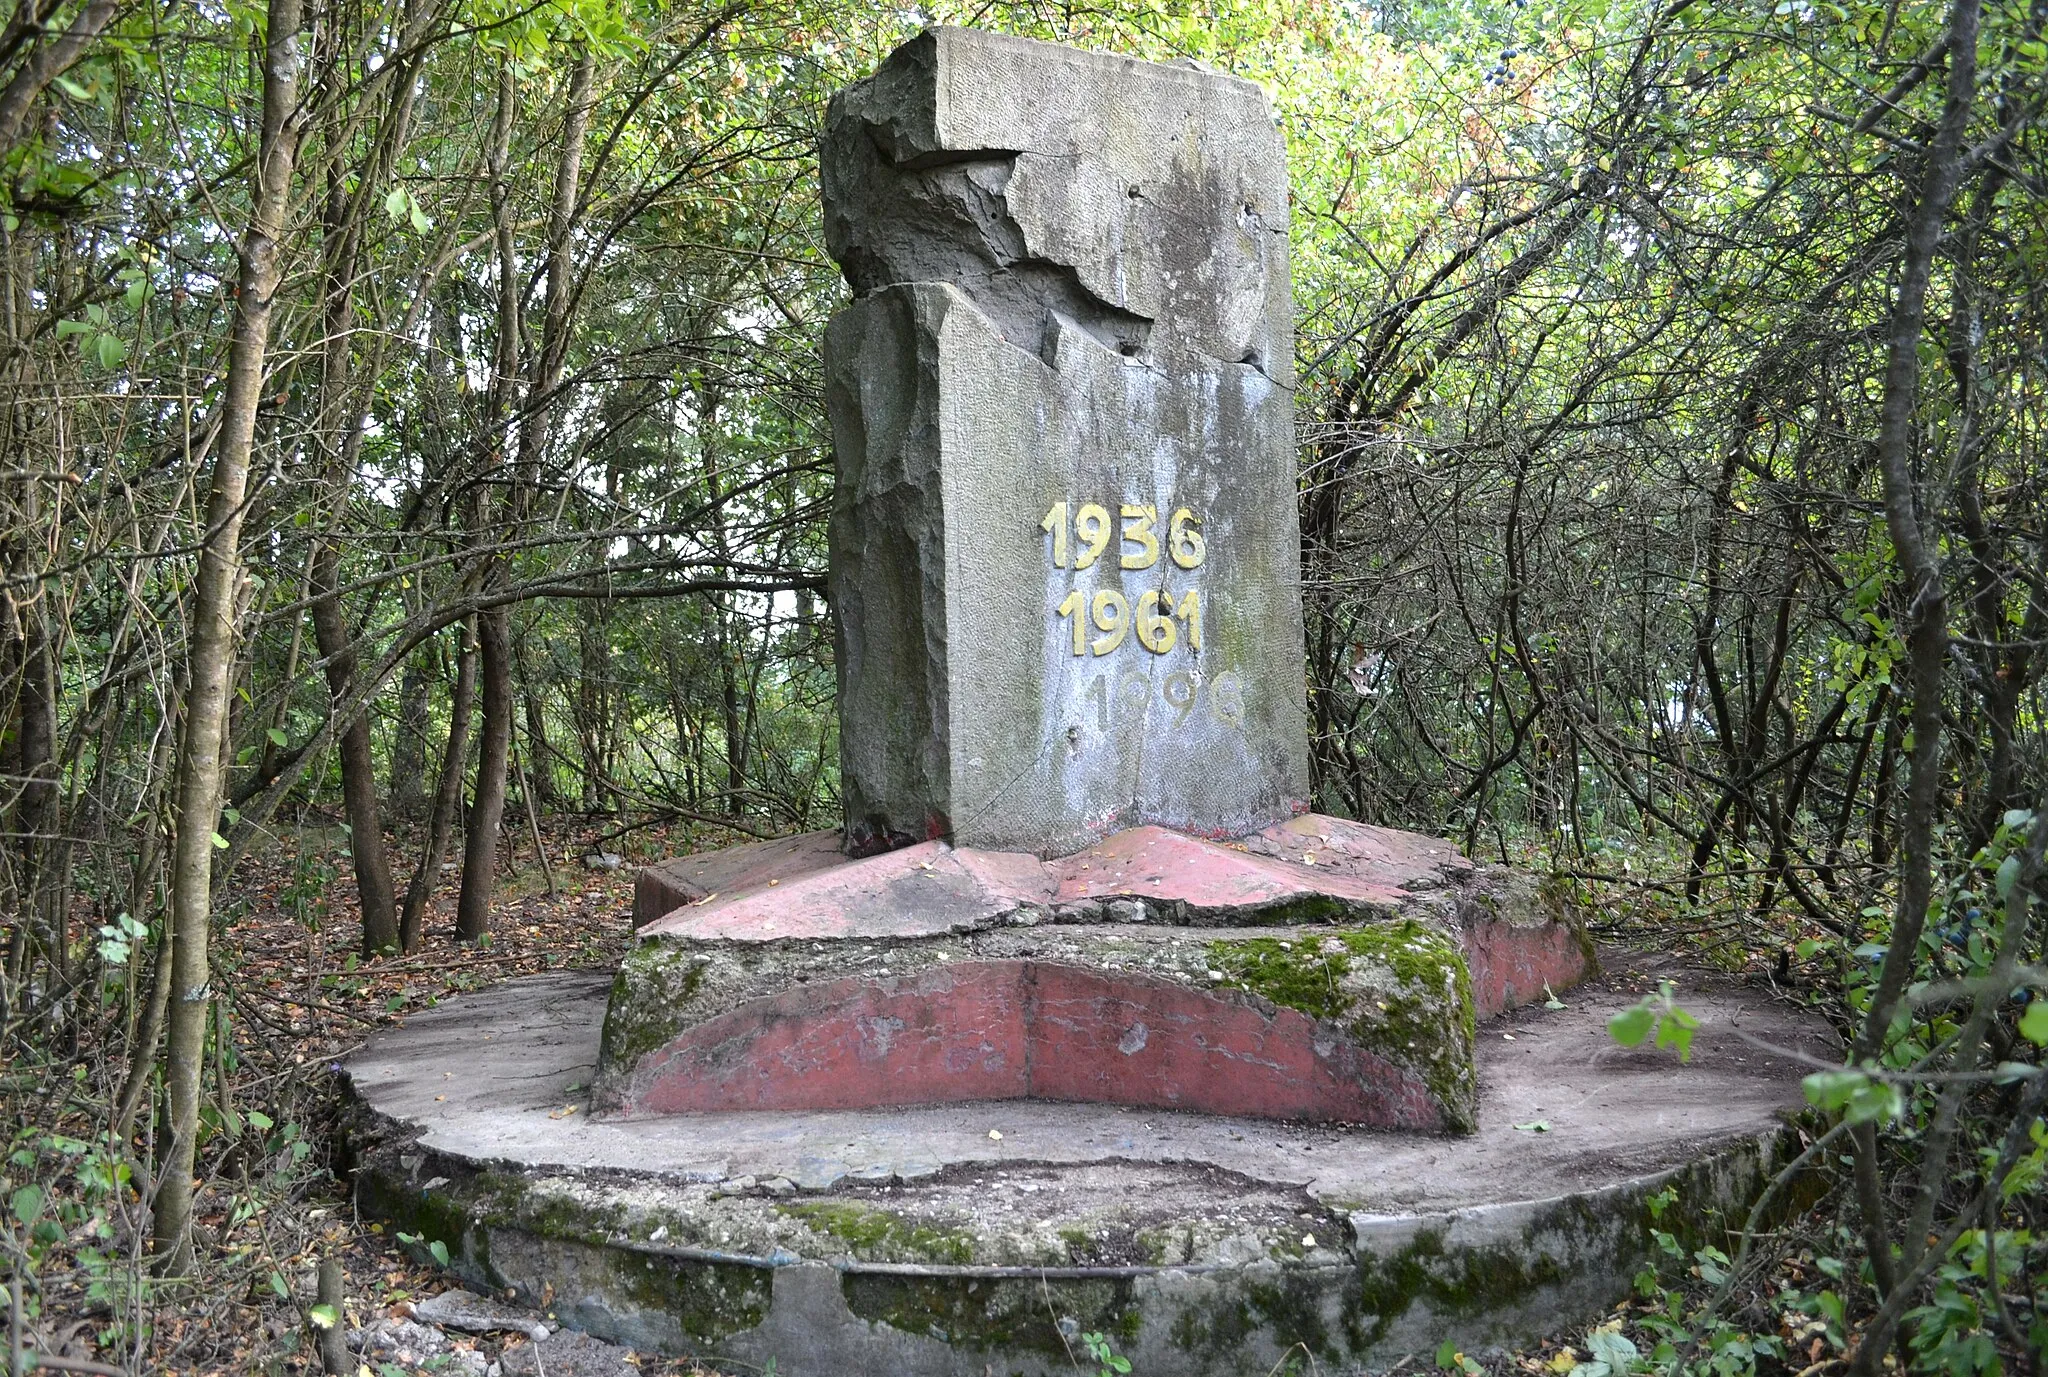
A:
[340,957,1832,1376]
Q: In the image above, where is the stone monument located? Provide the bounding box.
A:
[335,29,1820,1377]
[594,28,1592,1136]
[820,26,1307,857]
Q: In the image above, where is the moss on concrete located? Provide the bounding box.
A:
[597,943,709,1089]
[841,1272,1137,1355]
[1206,919,1477,1130]
[779,1200,976,1266]
[603,1247,771,1341]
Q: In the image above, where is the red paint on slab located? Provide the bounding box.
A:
[1462,917,1593,1020]
[631,815,1590,1019]
[630,962,1030,1113]
[616,960,1444,1129]
[1027,965,1442,1126]
[633,829,845,928]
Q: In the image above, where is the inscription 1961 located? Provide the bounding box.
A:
[1041,500,1206,657]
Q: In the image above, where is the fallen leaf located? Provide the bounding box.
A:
[548,1105,579,1119]
[1513,1120,1551,1133]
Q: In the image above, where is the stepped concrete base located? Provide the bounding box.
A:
[341,959,1831,1376]
[607,817,1594,1135]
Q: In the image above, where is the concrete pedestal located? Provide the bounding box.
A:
[343,956,1828,1375]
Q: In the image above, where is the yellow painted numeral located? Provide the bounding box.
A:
[1041,502,1069,567]
[1055,590,1086,656]
[1174,589,1202,651]
[1074,503,1112,570]
[1135,590,1176,653]
[1168,508,1205,569]
[1089,590,1129,655]
[1119,505,1160,569]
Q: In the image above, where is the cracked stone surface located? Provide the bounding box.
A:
[823,27,1307,856]
[607,814,1592,1131]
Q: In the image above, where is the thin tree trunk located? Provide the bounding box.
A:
[1853,0,1979,1063]
[453,63,519,943]
[399,620,475,953]
[310,562,399,953]
[388,648,430,817]
[457,50,594,939]
[456,605,510,941]
[152,0,304,1270]
[1844,1,1980,1363]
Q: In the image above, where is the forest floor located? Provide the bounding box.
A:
[8,814,1845,1376]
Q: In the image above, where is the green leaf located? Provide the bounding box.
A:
[1436,1341,1461,1371]
[385,187,408,219]
[428,1239,450,1266]
[408,202,431,233]
[1513,1119,1551,1133]
[210,831,229,848]
[308,1302,339,1328]
[1845,1078,1903,1125]
[1608,1005,1654,1047]
[246,1109,274,1131]
[267,727,289,747]
[1588,1327,1639,1371]
[269,1269,290,1298]
[1995,855,2021,900]
[1803,1069,1866,1112]
[94,333,128,369]
[1654,1006,1699,1062]
[10,1184,44,1224]
[2020,1001,2048,1047]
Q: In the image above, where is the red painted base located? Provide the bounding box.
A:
[612,815,1593,1130]
[619,958,1446,1128]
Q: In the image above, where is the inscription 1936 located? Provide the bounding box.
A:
[1041,500,1206,657]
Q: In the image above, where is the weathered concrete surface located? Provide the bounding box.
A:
[824,28,1307,856]
[632,816,1590,1027]
[342,958,1833,1375]
[638,815,1471,935]
[613,815,1586,1131]
[598,936,1470,1130]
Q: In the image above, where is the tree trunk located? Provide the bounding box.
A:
[399,620,475,953]
[152,0,304,1270]
[310,552,399,954]
[1844,3,1980,1365]
[452,62,519,943]
[388,648,430,818]
[456,49,595,938]
[517,636,556,808]
[456,605,511,942]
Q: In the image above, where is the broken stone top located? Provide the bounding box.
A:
[823,27,1292,377]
